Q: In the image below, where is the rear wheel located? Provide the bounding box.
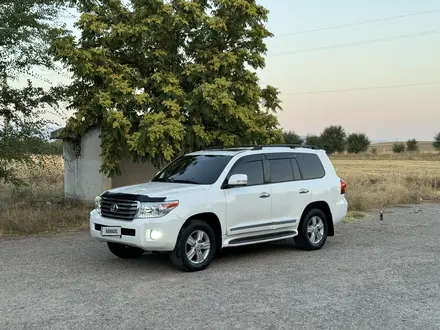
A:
[294,208,328,250]
[107,242,145,259]
[170,220,216,272]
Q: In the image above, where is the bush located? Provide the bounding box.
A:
[371,147,377,154]
[346,133,371,154]
[282,131,303,145]
[392,142,405,153]
[406,139,419,152]
[320,125,346,154]
[433,132,440,151]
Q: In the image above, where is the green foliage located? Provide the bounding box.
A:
[433,132,440,151]
[346,133,370,154]
[371,146,377,154]
[51,0,283,176]
[305,135,321,147]
[392,142,406,153]
[406,139,419,152]
[282,131,303,145]
[0,0,70,183]
[319,125,346,154]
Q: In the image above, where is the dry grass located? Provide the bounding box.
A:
[0,156,91,237]
[1,154,439,236]
[331,158,440,212]
[372,141,435,153]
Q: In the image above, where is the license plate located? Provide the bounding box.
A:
[101,226,121,236]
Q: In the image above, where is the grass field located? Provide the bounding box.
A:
[1,154,440,236]
[372,141,435,153]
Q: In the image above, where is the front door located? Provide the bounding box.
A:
[224,154,273,235]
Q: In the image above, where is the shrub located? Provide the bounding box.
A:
[392,142,405,153]
[406,139,419,152]
[433,132,440,152]
[371,147,377,154]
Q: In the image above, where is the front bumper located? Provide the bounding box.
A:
[89,210,185,252]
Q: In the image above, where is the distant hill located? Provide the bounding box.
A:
[372,141,435,153]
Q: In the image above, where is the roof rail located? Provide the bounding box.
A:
[251,144,320,150]
[204,144,320,151]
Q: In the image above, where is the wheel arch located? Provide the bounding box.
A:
[300,201,334,236]
[183,212,223,252]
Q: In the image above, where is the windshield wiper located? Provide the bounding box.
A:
[168,179,199,184]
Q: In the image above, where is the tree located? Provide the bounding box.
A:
[433,132,440,151]
[305,134,321,148]
[282,131,303,145]
[51,0,284,176]
[406,139,418,152]
[0,0,70,183]
[392,142,405,153]
[319,125,346,154]
[346,133,370,154]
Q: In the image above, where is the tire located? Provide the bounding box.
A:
[294,208,328,251]
[170,220,217,272]
[107,242,145,259]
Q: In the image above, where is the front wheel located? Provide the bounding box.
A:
[294,208,328,250]
[107,242,145,259]
[170,220,216,272]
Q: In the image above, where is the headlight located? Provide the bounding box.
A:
[95,196,101,214]
[136,200,179,219]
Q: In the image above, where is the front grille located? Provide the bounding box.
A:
[100,196,139,221]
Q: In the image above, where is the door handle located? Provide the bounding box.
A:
[259,192,271,198]
[299,189,309,194]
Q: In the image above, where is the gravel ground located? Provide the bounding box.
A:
[1,203,440,330]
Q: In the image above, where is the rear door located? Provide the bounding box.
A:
[223,154,273,235]
[265,153,312,231]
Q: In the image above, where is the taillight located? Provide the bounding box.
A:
[340,179,347,194]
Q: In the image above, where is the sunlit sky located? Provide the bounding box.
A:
[17,0,440,142]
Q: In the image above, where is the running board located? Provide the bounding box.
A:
[227,230,297,247]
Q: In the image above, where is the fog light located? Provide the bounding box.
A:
[150,230,162,240]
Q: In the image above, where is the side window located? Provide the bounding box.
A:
[230,160,264,186]
[296,153,325,180]
[268,158,294,183]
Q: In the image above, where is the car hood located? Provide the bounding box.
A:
[104,181,211,199]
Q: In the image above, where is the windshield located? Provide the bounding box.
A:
[152,154,233,185]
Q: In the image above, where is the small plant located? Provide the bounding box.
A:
[371,147,377,154]
[392,142,405,153]
[406,139,419,152]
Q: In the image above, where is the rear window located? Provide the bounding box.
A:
[296,153,325,180]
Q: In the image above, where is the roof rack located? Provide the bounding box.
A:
[205,144,320,151]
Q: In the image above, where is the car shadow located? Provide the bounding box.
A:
[91,238,304,274]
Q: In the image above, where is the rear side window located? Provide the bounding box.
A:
[296,153,325,180]
[229,160,264,186]
[268,159,294,183]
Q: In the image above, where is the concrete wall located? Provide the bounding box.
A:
[63,126,109,201]
[62,126,158,200]
[111,158,159,188]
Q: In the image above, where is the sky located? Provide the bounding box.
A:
[17,0,440,142]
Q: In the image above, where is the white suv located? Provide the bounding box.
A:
[90,144,348,272]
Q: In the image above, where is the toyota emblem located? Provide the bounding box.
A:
[110,204,119,212]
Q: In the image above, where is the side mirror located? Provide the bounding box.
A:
[228,174,248,187]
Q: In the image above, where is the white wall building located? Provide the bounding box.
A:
[52,126,159,201]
